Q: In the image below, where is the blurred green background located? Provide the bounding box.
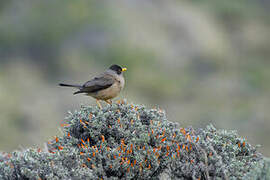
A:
[0,0,269,156]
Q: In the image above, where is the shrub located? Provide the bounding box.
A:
[0,100,269,179]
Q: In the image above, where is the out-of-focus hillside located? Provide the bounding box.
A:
[0,0,270,156]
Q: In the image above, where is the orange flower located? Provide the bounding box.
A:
[177,144,180,151]
[196,137,199,143]
[162,130,165,137]
[58,146,63,150]
[238,142,241,148]
[67,132,71,137]
[134,160,137,165]
[161,137,167,142]
[101,135,105,143]
[87,138,90,144]
[187,134,191,142]
[180,128,186,135]
[60,123,69,127]
[243,141,246,147]
[80,119,85,126]
[93,152,95,157]
[87,158,91,162]
[55,137,59,143]
[81,139,85,144]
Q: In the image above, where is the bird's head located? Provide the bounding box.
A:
[109,64,127,75]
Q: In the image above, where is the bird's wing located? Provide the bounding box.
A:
[80,74,114,93]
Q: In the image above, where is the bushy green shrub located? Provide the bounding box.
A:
[0,100,269,179]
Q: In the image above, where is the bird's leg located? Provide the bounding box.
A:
[96,99,102,109]
[105,99,112,105]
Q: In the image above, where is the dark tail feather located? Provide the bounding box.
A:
[59,83,81,88]
[73,90,84,95]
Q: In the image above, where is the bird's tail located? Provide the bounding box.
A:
[59,83,81,89]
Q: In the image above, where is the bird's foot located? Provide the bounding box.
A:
[105,99,112,105]
[96,100,103,109]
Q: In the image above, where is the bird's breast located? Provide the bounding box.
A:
[90,82,121,100]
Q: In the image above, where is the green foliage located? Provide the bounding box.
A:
[0,101,268,179]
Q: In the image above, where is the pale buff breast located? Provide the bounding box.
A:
[88,75,125,100]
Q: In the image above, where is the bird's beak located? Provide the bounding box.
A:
[122,67,127,72]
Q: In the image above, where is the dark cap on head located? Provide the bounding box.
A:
[109,64,125,75]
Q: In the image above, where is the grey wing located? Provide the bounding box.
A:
[79,75,114,93]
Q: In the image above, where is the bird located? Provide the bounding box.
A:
[59,64,127,108]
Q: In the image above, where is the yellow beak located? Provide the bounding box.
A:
[122,67,127,72]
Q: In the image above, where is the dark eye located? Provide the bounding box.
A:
[117,70,122,75]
